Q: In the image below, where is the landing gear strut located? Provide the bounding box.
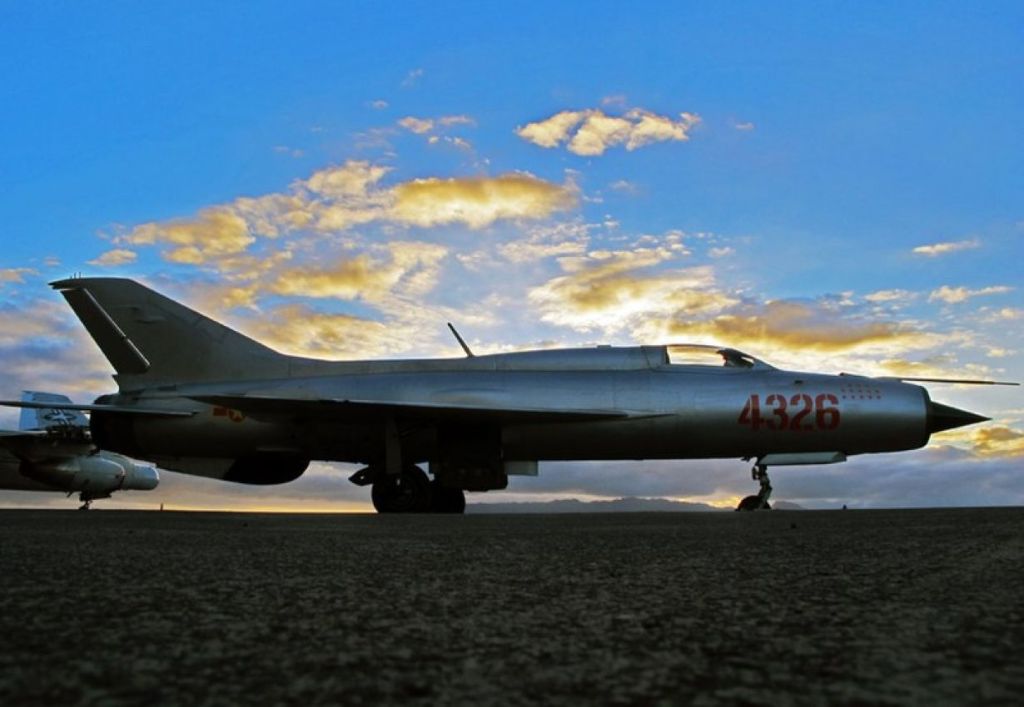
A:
[736,462,772,511]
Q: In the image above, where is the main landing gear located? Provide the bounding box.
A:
[360,464,466,514]
[736,462,772,511]
[72,491,97,511]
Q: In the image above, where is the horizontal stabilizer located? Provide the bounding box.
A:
[17,391,88,430]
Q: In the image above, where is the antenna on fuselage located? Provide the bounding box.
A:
[447,322,475,358]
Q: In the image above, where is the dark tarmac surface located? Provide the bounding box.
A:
[2,508,1023,705]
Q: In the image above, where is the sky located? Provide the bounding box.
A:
[1,1,1021,511]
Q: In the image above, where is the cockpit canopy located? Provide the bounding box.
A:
[663,344,774,370]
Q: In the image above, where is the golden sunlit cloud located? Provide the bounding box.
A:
[649,300,936,355]
[124,207,254,264]
[390,173,577,228]
[968,426,1024,458]
[529,240,731,332]
[242,304,397,359]
[303,161,390,199]
[516,110,589,148]
[877,356,995,379]
[517,108,700,156]
[88,248,137,267]
[984,307,1022,321]
[912,238,980,256]
[929,285,1013,304]
[398,116,434,134]
[267,241,448,302]
[117,162,575,265]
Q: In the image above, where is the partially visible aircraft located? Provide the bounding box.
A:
[0,391,159,509]
[0,278,1015,513]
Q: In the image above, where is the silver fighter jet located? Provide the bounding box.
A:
[1,278,1012,513]
[0,391,159,509]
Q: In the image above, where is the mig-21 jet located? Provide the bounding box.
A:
[1,278,1013,513]
[0,390,159,509]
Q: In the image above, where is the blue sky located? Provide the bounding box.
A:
[1,2,1021,510]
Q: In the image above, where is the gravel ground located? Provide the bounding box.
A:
[1,508,1022,705]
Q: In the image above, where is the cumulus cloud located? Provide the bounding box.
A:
[242,305,399,359]
[390,173,577,228]
[118,162,577,265]
[651,300,934,354]
[516,110,589,149]
[877,356,995,380]
[498,221,592,263]
[124,207,254,264]
[266,241,448,302]
[303,161,390,200]
[929,285,1013,304]
[88,248,137,267]
[913,238,980,257]
[529,238,733,332]
[398,114,474,135]
[398,117,434,134]
[968,426,1024,458]
[524,232,928,357]
[517,108,700,156]
[986,308,1023,321]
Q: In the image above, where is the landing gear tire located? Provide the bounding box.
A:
[737,495,770,511]
[429,480,466,514]
[371,465,432,513]
[736,462,773,511]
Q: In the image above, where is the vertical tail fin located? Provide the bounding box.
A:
[18,391,88,431]
[51,278,292,389]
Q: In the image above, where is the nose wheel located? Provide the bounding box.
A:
[736,462,772,511]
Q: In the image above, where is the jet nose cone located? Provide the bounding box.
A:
[928,402,990,434]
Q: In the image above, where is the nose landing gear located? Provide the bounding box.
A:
[736,462,772,511]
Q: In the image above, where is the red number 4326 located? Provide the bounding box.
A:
[738,393,840,431]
